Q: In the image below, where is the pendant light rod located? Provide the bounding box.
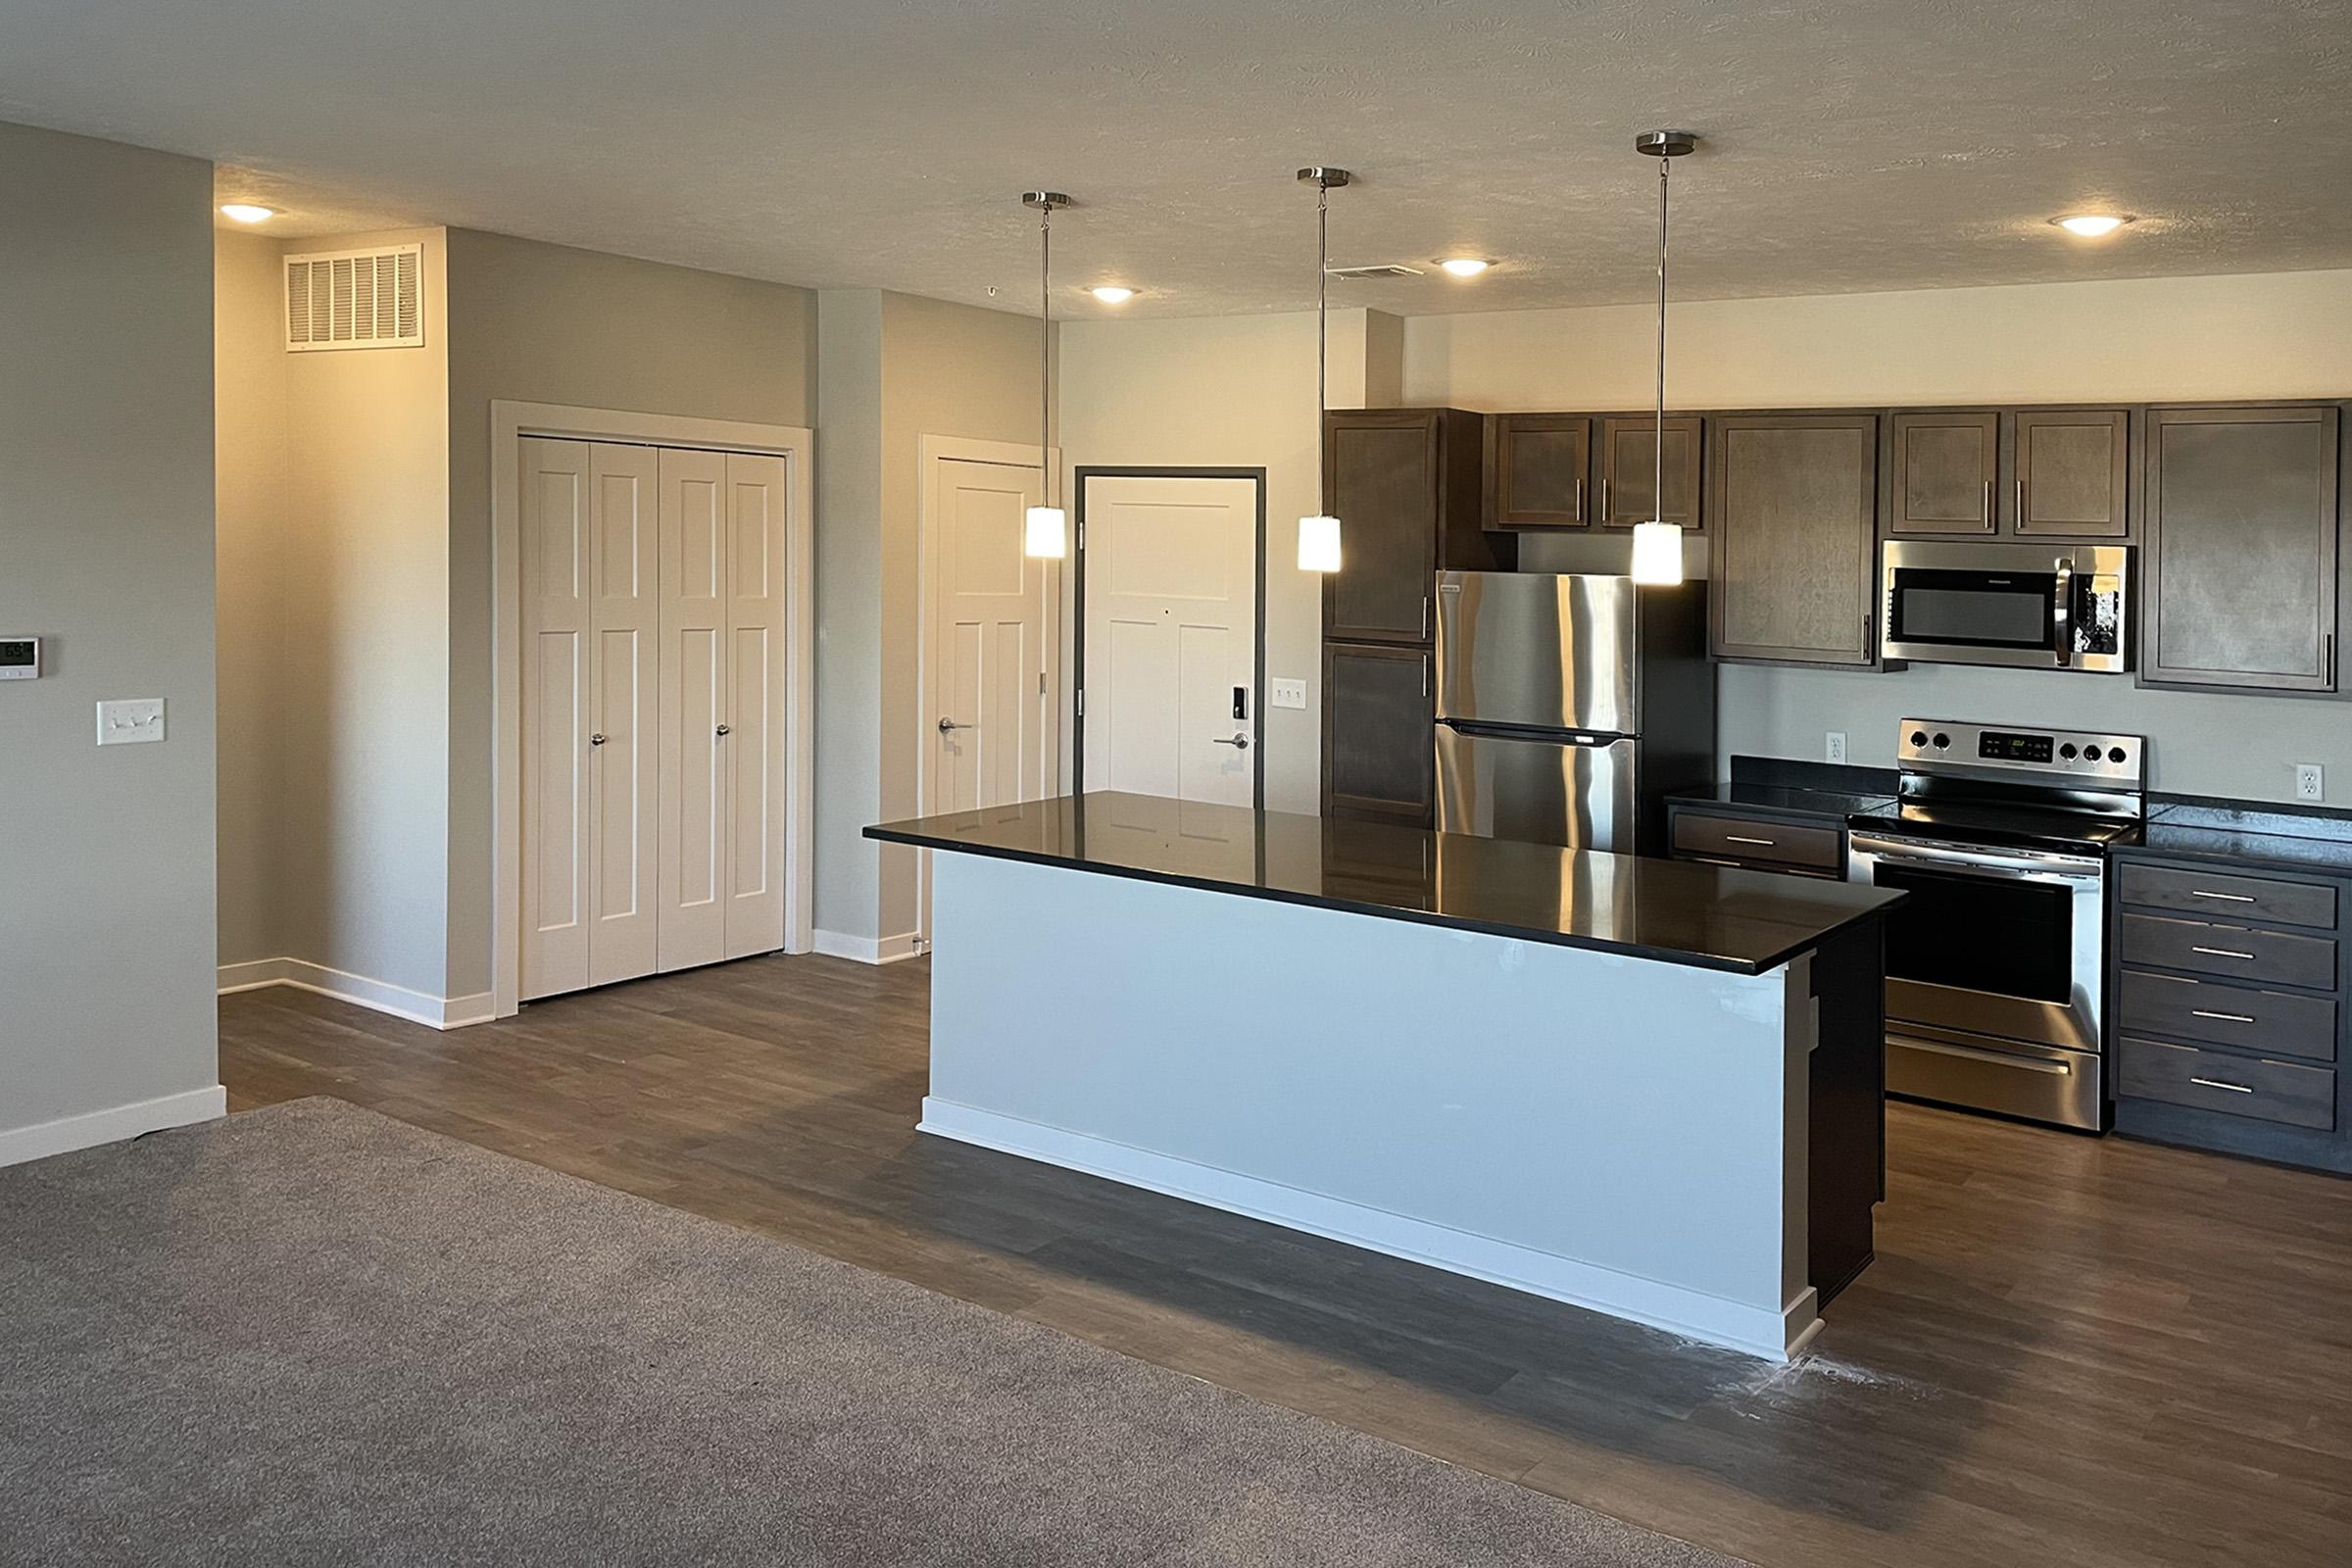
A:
[1297,167,1349,503]
[1021,191,1071,503]
[1631,131,1696,587]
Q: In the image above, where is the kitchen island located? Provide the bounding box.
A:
[866,792,1901,1360]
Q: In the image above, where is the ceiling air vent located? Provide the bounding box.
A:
[284,243,423,351]
[1326,264,1424,280]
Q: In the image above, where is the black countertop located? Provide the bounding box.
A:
[867,792,1903,976]
[2128,799,2352,875]
[1666,782,1900,821]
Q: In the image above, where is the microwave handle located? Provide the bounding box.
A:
[2050,562,2075,667]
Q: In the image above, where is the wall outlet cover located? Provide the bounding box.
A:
[96,698,165,746]
[1270,678,1308,710]
[2295,763,2325,802]
[1825,731,1848,765]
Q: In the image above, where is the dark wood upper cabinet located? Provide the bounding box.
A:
[1599,416,1702,529]
[1485,414,1592,529]
[2014,409,2131,538]
[1888,412,1998,535]
[1710,415,1880,665]
[2142,405,2340,693]
[1324,409,1507,645]
[1322,641,1434,824]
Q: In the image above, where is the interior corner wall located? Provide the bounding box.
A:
[1,122,220,1149]
[441,229,814,997]
[814,288,886,944]
[1396,269,2352,805]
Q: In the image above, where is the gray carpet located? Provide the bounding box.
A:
[1,1099,1748,1567]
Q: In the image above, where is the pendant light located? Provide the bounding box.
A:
[1296,166,1350,573]
[1021,190,1073,559]
[1630,130,1697,587]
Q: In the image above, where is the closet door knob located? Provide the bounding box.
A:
[589,733,607,746]
[715,724,731,737]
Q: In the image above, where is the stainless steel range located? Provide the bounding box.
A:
[1845,718,2147,1131]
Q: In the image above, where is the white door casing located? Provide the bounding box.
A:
[1081,475,1259,808]
[723,452,788,959]
[659,447,730,973]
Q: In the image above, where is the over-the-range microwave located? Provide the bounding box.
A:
[1881,540,2132,673]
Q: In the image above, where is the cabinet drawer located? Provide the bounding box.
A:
[2118,970,2337,1061]
[2115,862,2338,930]
[2116,913,2339,992]
[1671,812,1841,872]
[2117,1038,2335,1131]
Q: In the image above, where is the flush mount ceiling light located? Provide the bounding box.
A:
[1631,129,1699,588]
[2053,213,2132,237]
[1022,190,1073,560]
[220,203,274,223]
[1436,257,1493,277]
[1088,285,1137,304]
[1297,166,1352,574]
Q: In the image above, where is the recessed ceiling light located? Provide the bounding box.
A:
[1088,285,1137,304]
[220,203,275,223]
[2052,214,2131,237]
[1436,257,1492,277]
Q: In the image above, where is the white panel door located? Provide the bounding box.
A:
[930,459,1051,815]
[659,447,730,972]
[1081,475,1258,807]
[586,442,662,987]
[519,438,592,1000]
[722,452,787,959]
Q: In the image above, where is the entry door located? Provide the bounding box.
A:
[929,459,1053,814]
[519,438,661,999]
[1080,475,1259,806]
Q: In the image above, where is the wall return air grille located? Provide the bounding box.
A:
[284,243,423,351]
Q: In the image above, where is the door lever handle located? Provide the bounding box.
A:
[938,717,974,733]
[1211,733,1250,750]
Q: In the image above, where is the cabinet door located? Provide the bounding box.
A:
[2015,409,2130,538]
[1325,412,1440,644]
[1323,641,1433,824]
[1487,414,1591,529]
[1888,412,1998,535]
[1710,416,1880,665]
[2144,406,2339,693]
[1600,416,1701,529]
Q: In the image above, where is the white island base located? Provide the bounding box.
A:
[918,852,1840,1361]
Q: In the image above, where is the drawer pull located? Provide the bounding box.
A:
[1724,834,1777,847]
[2190,890,2258,904]
[2189,1076,2254,1095]
[2190,1008,2256,1024]
[2189,946,2257,960]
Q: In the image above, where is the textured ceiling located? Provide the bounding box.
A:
[7,1,2351,318]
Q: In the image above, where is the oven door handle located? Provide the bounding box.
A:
[1848,832,2103,883]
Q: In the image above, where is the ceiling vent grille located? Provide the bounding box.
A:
[284,244,423,351]
[1326,264,1424,280]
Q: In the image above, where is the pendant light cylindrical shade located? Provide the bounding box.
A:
[1631,131,1697,587]
[1297,167,1350,573]
[1022,190,1071,560]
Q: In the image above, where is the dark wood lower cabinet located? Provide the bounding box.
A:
[1322,641,1434,824]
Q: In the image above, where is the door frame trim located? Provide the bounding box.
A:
[1071,466,1271,810]
[492,400,815,1020]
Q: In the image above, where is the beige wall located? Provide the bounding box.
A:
[441,229,814,995]
[2,124,219,1142]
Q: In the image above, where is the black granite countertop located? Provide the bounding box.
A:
[2126,799,2352,876]
[866,792,1903,976]
[1666,782,1900,821]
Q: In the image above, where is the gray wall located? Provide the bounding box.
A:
[442,229,814,996]
[1,123,219,1135]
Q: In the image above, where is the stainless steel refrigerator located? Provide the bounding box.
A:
[1433,571,1715,856]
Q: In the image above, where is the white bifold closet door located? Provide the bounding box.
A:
[520,438,786,1001]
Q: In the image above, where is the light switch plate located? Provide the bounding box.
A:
[97,698,165,746]
[1270,678,1308,710]
[2296,763,2325,802]
[1825,731,1848,765]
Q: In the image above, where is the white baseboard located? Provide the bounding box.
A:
[918,1098,1819,1362]
[217,958,495,1030]
[811,929,923,965]
[0,1085,227,1169]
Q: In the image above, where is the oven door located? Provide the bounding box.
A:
[1847,831,2108,1129]
[1882,559,2068,669]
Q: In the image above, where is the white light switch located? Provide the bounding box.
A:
[96,698,165,746]
[1270,678,1308,710]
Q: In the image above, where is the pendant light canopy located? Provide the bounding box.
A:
[1022,190,1072,560]
[1630,130,1697,587]
[1297,166,1351,573]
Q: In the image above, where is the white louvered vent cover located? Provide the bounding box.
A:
[284,244,424,351]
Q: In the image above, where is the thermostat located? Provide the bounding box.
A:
[0,638,37,680]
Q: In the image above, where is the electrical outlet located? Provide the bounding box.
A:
[1825,731,1848,765]
[2296,763,2325,802]
[96,698,165,746]
[1270,678,1308,710]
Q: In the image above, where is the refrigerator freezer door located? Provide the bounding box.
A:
[1435,571,1640,733]
[1435,725,1640,852]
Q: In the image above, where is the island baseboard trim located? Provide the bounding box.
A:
[811,929,923,965]
[918,1097,1820,1361]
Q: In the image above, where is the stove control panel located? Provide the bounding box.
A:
[1896,718,2143,786]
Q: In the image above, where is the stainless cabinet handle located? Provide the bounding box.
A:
[2189,946,2255,960]
[938,717,974,733]
[2189,1076,2254,1095]
[1725,834,1777,847]
[1210,733,1250,750]
[2015,475,2025,524]
[1576,476,1587,522]
[2328,633,2337,689]
[589,733,607,746]
[1983,477,1992,526]
[2190,890,2257,903]
[1421,595,1431,640]
[1421,654,1430,698]
[2191,1008,2256,1024]
[1600,477,1611,522]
